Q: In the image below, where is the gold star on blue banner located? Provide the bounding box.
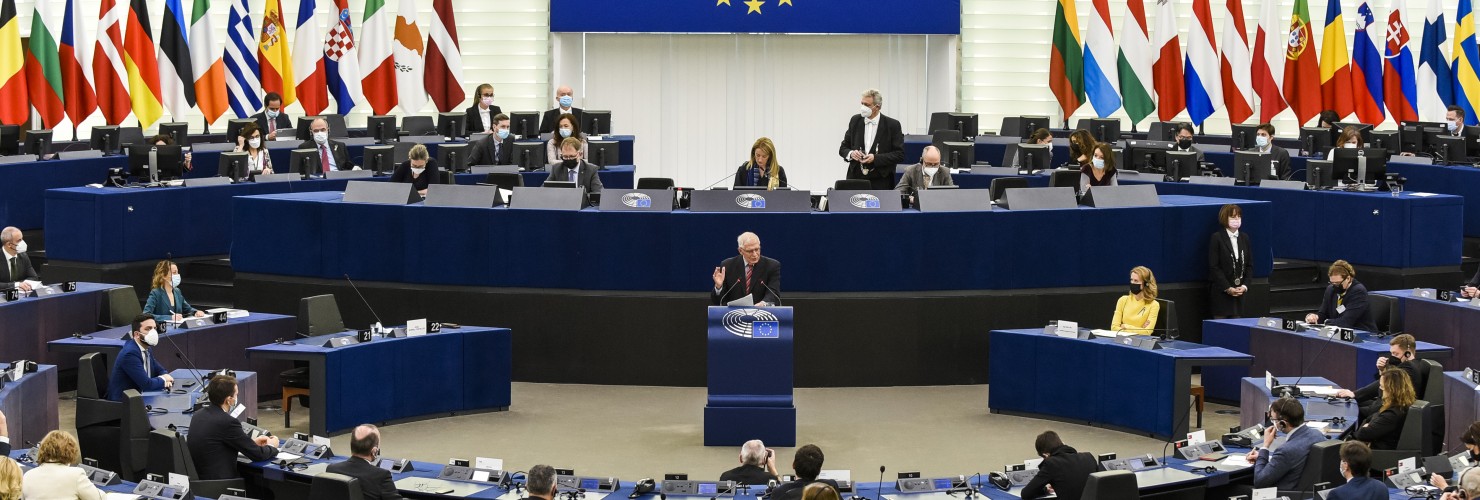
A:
[717,0,730,4]
[745,0,764,14]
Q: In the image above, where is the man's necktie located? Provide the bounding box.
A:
[744,265,753,295]
[320,145,331,173]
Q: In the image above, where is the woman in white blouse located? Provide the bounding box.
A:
[22,431,105,500]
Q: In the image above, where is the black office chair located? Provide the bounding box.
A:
[310,472,363,500]
[485,172,524,189]
[120,126,145,147]
[1081,470,1138,500]
[283,294,345,425]
[101,286,141,328]
[77,353,125,474]
[401,116,435,136]
[636,177,675,189]
[1295,440,1344,492]
[1370,400,1443,471]
[930,130,963,150]
[323,114,348,139]
[437,170,455,185]
[1049,170,1080,192]
[989,177,1029,203]
[119,390,152,481]
[1370,294,1394,335]
[147,430,245,499]
[834,179,871,190]
[1421,359,1444,405]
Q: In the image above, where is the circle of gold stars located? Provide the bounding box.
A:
[716,0,793,15]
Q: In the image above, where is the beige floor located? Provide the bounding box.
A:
[56,382,1241,480]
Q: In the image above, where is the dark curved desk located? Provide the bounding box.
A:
[0,363,59,447]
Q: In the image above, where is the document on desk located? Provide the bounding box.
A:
[1090,329,1117,338]
[1298,385,1340,396]
[275,452,303,461]
[726,294,754,307]
[1220,455,1253,468]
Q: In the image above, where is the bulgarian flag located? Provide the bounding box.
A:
[25,0,64,128]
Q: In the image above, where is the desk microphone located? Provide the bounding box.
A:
[701,169,742,190]
[716,276,743,304]
[159,330,209,399]
[759,281,782,307]
[874,466,886,500]
[1160,396,1198,469]
[344,274,387,333]
[1281,320,1345,396]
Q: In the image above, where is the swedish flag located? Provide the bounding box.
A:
[1454,0,1480,125]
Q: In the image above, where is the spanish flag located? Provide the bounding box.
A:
[258,0,295,107]
[123,0,162,127]
[0,0,28,125]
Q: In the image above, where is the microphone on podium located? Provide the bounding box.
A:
[759,281,782,307]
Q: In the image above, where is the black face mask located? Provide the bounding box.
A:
[1177,138,1193,149]
[1129,283,1143,295]
[562,159,577,170]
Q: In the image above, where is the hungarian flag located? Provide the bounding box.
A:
[158,0,196,118]
[1184,0,1222,126]
[1117,0,1156,125]
[259,0,296,107]
[0,0,27,125]
[1219,0,1253,124]
[1382,0,1417,123]
[92,0,129,125]
[425,0,465,113]
[1153,0,1185,121]
[25,0,65,128]
[60,0,97,126]
[292,0,326,116]
[1048,0,1085,120]
[1283,0,1322,124]
[190,0,227,123]
[1351,1,1385,124]
[1319,0,1354,119]
[1253,0,1287,123]
[325,0,363,115]
[123,0,162,128]
[393,0,425,114]
[358,0,396,114]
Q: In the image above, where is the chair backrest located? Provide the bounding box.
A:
[1049,170,1080,191]
[1395,400,1431,452]
[103,286,141,328]
[310,472,363,500]
[1420,402,1445,456]
[146,430,181,479]
[1296,440,1344,492]
[323,115,349,139]
[1369,293,1394,334]
[437,169,455,185]
[1155,299,1178,338]
[930,130,963,150]
[485,172,524,189]
[636,177,674,189]
[834,179,870,191]
[1082,470,1138,500]
[79,352,109,400]
[1421,359,1444,405]
[119,390,152,481]
[298,294,345,336]
[989,177,1029,202]
[401,116,435,136]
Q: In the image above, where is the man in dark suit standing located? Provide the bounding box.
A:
[251,92,292,141]
[838,89,905,190]
[326,424,402,500]
[1019,431,1100,500]
[548,137,602,194]
[106,314,174,402]
[1,227,39,293]
[1253,123,1293,180]
[186,375,279,480]
[296,117,354,174]
[470,114,515,165]
[711,232,780,307]
[464,84,503,136]
[539,85,583,134]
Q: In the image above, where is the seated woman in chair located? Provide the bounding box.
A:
[1111,266,1160,335]
[1351,368,1416,450]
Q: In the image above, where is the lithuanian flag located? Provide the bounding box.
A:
[1050,0,1086,121]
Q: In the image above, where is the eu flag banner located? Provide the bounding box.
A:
[550,0,960,35]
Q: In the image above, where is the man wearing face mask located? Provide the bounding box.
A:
[895,146,954,197]
[187,375,280,480]
[464,83,503,136]
[105,314,174,402]
[1243,398,1324,492]
[470,114,515,166]
[390,144,439,197]
[326,424,402,499]
[839,89,905,190]
[296,117,354,174]
[548,137,602,194]
[1305,260,1378,332]
[1,227,39,293]
[1325,441,1385,499]
[539,85,584,134]
[1172,123,1206,162]
[250,92,292,141]
[1252,123,1291,179]
[1335,334,1423,421]
[1448,106,1467,137]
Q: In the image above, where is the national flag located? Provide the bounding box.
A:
[1417,0,1453,120]
[1253,0,1287,122]
[0,0,27,125]
[1153,0,1185,121]
[1220,0,1253,124]
[1083,0,1121,117]
[25,0,64,128]
[1049,0,1085,120]
[1383,0,1419,123]
[1320,0,1354,119]
[1351,1,1385,124]
[259,0,296,107]
[60,0,97,125]
[1284,0,1323,124]
[158,0,196,118]
[358,0,396,114]
[293,0,326,116]
[1118,0,1156,124]
[123,0,163,128]
[92,0,129,125]
[1184,0,1223,126]
[424,0,466,113]
[225,0,261,118]
[325,0,363,115]
[393,0,425,114]
[1455,0,1480,125]
[190,0,226,123]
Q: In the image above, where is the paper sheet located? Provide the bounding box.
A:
[1408,192,1438,197]
[1297,385,1340,396]
[475,457,503,471]
[1220,455,1253,467]
[275,452,303,461]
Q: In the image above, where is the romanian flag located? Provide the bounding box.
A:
[1283,0,1322,124]
[0,0,27,125]
[1048,0,1085,121]
[1319,0,1354,119]
[123,0,163,127]
[259,0,296,107]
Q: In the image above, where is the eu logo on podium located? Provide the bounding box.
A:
[753,321,780,338]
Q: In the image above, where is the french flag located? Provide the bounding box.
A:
[1384,0,1418,123]
[1352,1,1385,124]
[1184,0,1223,126]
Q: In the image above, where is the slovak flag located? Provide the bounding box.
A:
[1384,0,1419,123]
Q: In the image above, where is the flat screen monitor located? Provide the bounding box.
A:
[1369,130,1401,157]
[1076,118,1121,143]
[1333,122,1374,144]
[510,112,540,139]
[1001,115,1049,142]
[543,180,576,189]
[158,122,189,146]
[224,119,255,144]
[296,116,321,141]
[1124,140,1173,174]
[219,151,248,181]
[1330,147,1388,184]
[437,112,466,139]
[362,145,395,175]
[939,141,974,169]
[437,143,470,173]
[1229,124,1259,150]
[581,110,612,135]
[1147,121,1191,141]
[367,115,398,143]
[1232,151,1272,185]
[24,129,52,159]
[128,145,184,181]
[929,112,978,138]
[512,142,545,170]
[1400,121,1447,155]
[1164,151,1200,181]
[1428,134,1467,164]
[289,148,322,178]
[588,140,620,167]
[1306,159,1336,188]
[1008,143,1052,173]
[1464,125,1480,159]
[89,126,120,154]
[1299,127,1334,157]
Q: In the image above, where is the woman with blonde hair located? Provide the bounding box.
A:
[1352,368,1416,450]
[1111,266,1161,335]
[22,431,105,499]
[734,137,788,190]
[0,457,21,500]
[799,482,840,500]
[143,260,203,323]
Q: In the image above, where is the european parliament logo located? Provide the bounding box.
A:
[735,193,767,209]
[848,193,881,209]
[722,308,780,338]
[620,192,653,208]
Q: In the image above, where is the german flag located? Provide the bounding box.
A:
[123,0,162,127]
[0,0,29,125]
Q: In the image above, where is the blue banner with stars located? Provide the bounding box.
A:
[550,0,959,35]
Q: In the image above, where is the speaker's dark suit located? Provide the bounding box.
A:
[295,139,354,172]
[251,111,293,139]
[469,133,516,165]
[710,255,781,306]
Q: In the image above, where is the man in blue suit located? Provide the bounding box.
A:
[1246,397,1326,491]
[106,314,174,401]
[1326,441,1387,499]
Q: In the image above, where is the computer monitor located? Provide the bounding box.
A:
[289,148,322,178]
[295,116,321,141]
[437,143,470,173]
[362,145,395,175]
[157,122,189,146]
[1001,115,1050,142]
[543,180,576,189]
[929,112,979,138]
[24,130,52,160]
[1299,127,1334,157]
[1229,124,1259,150]
[1164,151,1200,181]
[1330,147,1389,184]
[1147,121,1191,141]
[1464,126,1480,158]
[437,112,466,140]
[1400,121,1447,155]
[588,140,620,167]
[128,145,184,182]
[1232,151,1272,185]
[938,141,975,169]
[219,151,248,181]
[581,110,612,135]
[512,142,545,170]
[1429,134,1467,164]
[1076,118,1121,143]
[1369,130,1401,157]
[224,119,255,144]
[510,112,540,139]
[1306,159,1336,188]
[89,126,121,155]
[367,115,399,144]
[1124,140,1174,174]
[1333,122,1373,144]
[1012,144,1051,173]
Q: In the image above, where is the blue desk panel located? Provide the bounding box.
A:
[0,282,124,368]
[1237,376,1360,436]
[137,369,259,432]
[988,329,1252,440]
[1376,290,1480,371]
[230,193,1272,292]
[0,364,59,447]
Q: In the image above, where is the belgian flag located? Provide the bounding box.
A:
[0,0,29,125]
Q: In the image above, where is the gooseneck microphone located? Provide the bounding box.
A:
[344,274,386,333]
[875,466,886,500]
[715,276,743,305]
[759,281,782,307]
[702,169,742,190]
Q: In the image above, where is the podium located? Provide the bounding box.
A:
[705,306,795,446]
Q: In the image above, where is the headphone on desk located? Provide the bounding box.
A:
[986,472,1010,491]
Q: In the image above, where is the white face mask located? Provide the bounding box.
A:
[1228,217,1242,230]
[313,131,329,144]
[924,167,939,177]
[559,128,572,138]
[411,167,426,175]
[481,96,494,107]
[1092,158,1105,169]
[1255,136,1269,148]
[248,138,261,149]
[266,109,279,119]
[1343,143,1357,149]
[12,240,25,253]
[859,105,872,119]
[1451,119,1462,132]
[142,329,159,346]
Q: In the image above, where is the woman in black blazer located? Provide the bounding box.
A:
[389,144,439,196]
[1352,368,1415,450]
[1209,204,1254,318]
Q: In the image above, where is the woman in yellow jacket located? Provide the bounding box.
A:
[1112,266,1161,335]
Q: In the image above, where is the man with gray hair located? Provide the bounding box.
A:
[895,145,954,198]
[523,464,557,500]
[839,89,904,190]
[711,232,780,307]
[1,227,38,292]
[720,439,779,485]
[296,117,354,173]
[325,424,402,499]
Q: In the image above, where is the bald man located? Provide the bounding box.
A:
[711,232,781,307]
[296,117,354,174]
[539,85,585,134]
[895,146,955,196]
[326,424,403,500]
[1,226,38,293]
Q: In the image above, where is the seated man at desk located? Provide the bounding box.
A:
[1253,123,1292,179]
[297,117,354,174]
[895,145,954,196]
[1173,123,1206,163]
[187,375,280,480]
[1326,441,1386,499]
[1,226,38,293]
[771,445,839,500]
[719,439,779,486]
[548,137,603,194]
[711,232,780,307]
[1246,398,1325,491]
[1019,430,1098,500]
[469,113,514,166]
[1110,266,1159,335]
[1304,260,1378,332]
[105,314,174,402]
[1334,334,1423,420]
[325,424,401,500]
[524,464,557,500]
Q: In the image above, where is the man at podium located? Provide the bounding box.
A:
[711,232,780,307]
